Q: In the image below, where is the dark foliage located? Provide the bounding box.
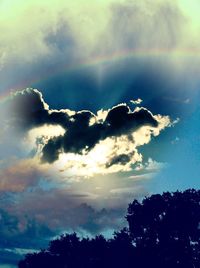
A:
[18,189,200,268]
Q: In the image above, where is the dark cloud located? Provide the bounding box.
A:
[105,104,158,136]
[106,154,131,168]
[42,104,158,163]
[7,88,70,130]
[8,88,165,164]
[0,209,53,249]
[7,88,49,129]
[0,208,54,266]
[41,137,63,163]
[61,111,103,154]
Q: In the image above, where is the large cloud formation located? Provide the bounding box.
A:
[7,88,172,176]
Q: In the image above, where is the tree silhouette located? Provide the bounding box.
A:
[18,189,200,268]
[127,189,200,267]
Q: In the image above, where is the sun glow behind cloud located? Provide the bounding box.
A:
[47,121,171,178]
[7,88,172,179]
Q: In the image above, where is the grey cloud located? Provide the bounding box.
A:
[0,207,54,249]
[0,183,127,235]
[105,104,158,135]
[0,191,125,266]
[41,104,159,163]
[14,196,126,235]
[44,19,76,55]
[5,89,169,169]
[101,0,186,54]
[54,203,126,235]
[77,204,126,234]
[7,88,70,130]
[0,207,54,266]
[7,88,168,167]
[0,203,124,266]
[106,154,132,168]
[41,137,63,163]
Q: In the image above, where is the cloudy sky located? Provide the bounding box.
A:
[1,0,200,266]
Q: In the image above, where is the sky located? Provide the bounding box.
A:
[0,0,200,266]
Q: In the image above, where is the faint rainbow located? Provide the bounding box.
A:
[0,47,199,101]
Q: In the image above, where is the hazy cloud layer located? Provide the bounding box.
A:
[0,207,54,266]
[0,159,44,192]
[11,191,126,235]
[0,0,198,67]
[0,0,200,98]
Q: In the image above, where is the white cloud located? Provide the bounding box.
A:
[130,98,143,105]
[24,124,65,154]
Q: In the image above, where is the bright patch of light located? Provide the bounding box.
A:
[54,136,142,178]
[24,124,65,152]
